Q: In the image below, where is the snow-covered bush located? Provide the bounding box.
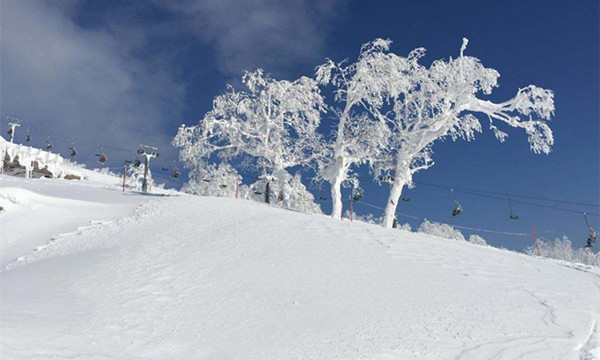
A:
[526,236,600,267]
[418,219,465,241]
[398,222,412,232]
[241,171,322,214]
[468,234,488,246]
[183,162,241,198]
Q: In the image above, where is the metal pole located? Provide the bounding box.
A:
[531,224,541,256]
[142,155,150,192]
[123,165,127,192]
[265,180,270,204]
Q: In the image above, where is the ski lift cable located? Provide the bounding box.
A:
[232,170,596,217]
[354,175,598,208]
[25,125,139,154]
[352,200,529,237]
[454,190,599,216]
[19,126,181,168]
[415,181,599,208]
[353,175,598,211]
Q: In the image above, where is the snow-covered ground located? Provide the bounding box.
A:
[1,175,599,359]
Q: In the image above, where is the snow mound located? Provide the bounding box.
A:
[0,187,59,212]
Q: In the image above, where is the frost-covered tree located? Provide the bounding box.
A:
[374,38,555,227]
[182,161,241,197]
[173,69,326,200]
[315,39,395,219]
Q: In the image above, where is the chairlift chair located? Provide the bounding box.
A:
[45,137,53,150]
[68,143,78,158]
[133,159,142,168]
[401,197,411,202]
[450,189,462,218]
[588,232,598,248]
[98,154,107,164]
[25,131,31,142]
[452,202,462,218]
[172,169,180,179]
[318,196,328,201]
[584,213,597,248]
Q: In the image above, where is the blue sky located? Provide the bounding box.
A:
[1,0,598,250]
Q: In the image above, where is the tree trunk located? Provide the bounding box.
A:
[382,177,406,228]
[330,171,344,220]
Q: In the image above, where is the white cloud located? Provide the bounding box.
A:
[0,0,185,161]
[153,0,343,77]
[0,0,342,167]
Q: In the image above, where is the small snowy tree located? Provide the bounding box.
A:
[398,222,412,232]
[182,162,241,197]
[173,69,326,200]
[468,234,488,246]
[374,38,555,227]
[418,219,466,241]
[315,39,395,219]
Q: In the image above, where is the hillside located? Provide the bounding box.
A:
[0,175,599,360]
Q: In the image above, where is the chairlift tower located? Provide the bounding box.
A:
[6,117,22,143]
[137,145,159,192]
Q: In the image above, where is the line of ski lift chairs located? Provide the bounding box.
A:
[19,131,180,179]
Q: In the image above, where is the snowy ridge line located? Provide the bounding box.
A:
[353,200,530,237]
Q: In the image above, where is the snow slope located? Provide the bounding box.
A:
[1,177,599,359]
[0,169,176,268]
